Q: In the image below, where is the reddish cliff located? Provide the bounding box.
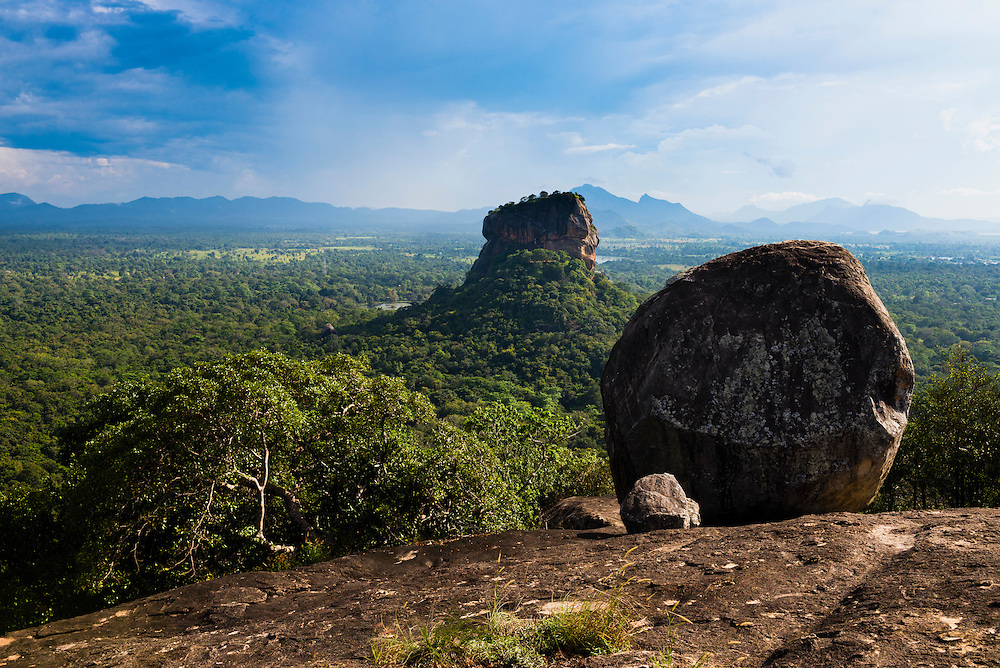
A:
[469,192,599,275]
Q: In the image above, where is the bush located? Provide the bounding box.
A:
[873,346,1000,510]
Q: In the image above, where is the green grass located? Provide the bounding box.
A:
[371,586,638,668]
[370,557,716,668]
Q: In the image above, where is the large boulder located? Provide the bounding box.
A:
[469,192,598,275]
[601,240,914,524]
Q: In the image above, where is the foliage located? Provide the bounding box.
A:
[1,351,613,632]
[863,258,1000,378]
[872,347,1000,510]
[489,190,581,215]
[331,249,641,416]
[0,233,478,493]
[0,484,93,630]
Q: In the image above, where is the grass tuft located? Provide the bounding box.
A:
[371,587,635,667]
[533,596,634,657]
[370,565,713,667]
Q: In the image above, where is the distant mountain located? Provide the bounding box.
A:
[2,189,997,238]
[0,194,490,234]
[766,198,849,225]
[572,184,724,237]
[0,193,37,208]
[715,204,772,223]
[717,197,998,235]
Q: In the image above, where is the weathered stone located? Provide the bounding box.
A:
[619,473,701,532]
[602,240,914,524]
[8,510,1000,668]
[541,495,625,531]
[469,192,598,275]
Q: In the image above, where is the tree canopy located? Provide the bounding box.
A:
[873,347,1000,510]
[1,350,612,632]
[331,249,641,417]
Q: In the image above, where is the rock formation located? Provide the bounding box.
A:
[602,240,914,524]
[468,192,599,274]
[619,473,701,532]
[7,509,1000,667]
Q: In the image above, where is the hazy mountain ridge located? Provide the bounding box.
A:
[0,193,491,233]
[714,196,996,236]
[1,188,996,237]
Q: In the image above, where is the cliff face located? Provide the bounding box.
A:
[469,192,599,275]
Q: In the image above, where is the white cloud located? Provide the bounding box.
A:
[135,0,242,25]
[943,187,1000,196]
[0,146,251,205]
[967,113,1000,152]
[565,143,634,155]
[651,124,762,153]
[559,132,633,155]
[940,108,958,131]
[676,76,764,107]
[750,191,820,207]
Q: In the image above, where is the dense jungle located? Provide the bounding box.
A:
[4,228,1000,632]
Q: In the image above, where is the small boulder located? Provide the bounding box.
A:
[619,474,701,532]
[542,496,625,531]
[602,241,914,524]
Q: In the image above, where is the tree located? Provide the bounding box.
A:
[60,352,433,598]
[46,351,612,613]
[875,347,1000,510]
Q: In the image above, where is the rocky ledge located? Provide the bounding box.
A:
[3,508,999,667]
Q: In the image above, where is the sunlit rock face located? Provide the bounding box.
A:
[469,192,599,275]
[601,240,914,524]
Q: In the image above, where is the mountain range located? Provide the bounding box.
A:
[1,186,996,238]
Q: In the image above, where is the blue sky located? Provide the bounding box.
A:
[3,1,1000,220]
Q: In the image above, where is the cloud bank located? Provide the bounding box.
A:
[1,0,1000,220]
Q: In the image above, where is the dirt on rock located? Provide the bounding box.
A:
[3,508,1000,667]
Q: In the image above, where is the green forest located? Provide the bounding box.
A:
[5,228,1000,632]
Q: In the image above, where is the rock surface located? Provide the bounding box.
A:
[602,240,914,524]
[541,495,625,530]
[4,509,999,668]
[620,473,701,532]
[469,192,599,275]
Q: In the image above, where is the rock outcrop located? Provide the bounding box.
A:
[602,240,914,524]
[6,509,1000,668]
[619,473,701,532]
[469,192,599,275]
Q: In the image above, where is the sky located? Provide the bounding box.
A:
[2,1,1000,220]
